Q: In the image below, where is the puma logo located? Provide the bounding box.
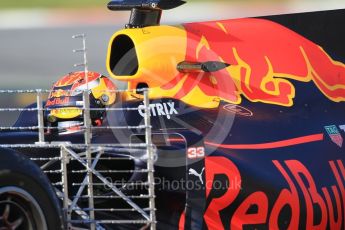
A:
[189,167,205,184]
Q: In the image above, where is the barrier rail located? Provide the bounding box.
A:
[0,88,157,230]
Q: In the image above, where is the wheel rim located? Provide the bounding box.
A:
[0,187,47,230]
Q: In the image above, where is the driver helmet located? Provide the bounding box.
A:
[45,71,116,135]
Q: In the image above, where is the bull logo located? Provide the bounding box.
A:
[161,19,345,107]
[50,89,70,98]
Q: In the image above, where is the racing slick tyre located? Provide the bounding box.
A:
[0,148,64,230]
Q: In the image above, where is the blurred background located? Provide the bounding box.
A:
[0,0,344,125]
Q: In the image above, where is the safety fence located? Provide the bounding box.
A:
[0,88,157,230]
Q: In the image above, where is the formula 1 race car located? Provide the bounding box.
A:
[0,1,344,229]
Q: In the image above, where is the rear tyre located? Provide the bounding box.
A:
[0,148,64,230]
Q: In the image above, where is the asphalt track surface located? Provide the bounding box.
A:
[0,25,124,125]
[0,25,122,89]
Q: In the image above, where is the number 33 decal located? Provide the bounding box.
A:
[187,147,205,159]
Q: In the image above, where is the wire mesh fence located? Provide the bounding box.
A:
[0,88,157,230]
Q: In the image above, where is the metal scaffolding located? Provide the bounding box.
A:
[0,89,157,230]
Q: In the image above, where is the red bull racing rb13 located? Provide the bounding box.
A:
[0,1,344,229]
